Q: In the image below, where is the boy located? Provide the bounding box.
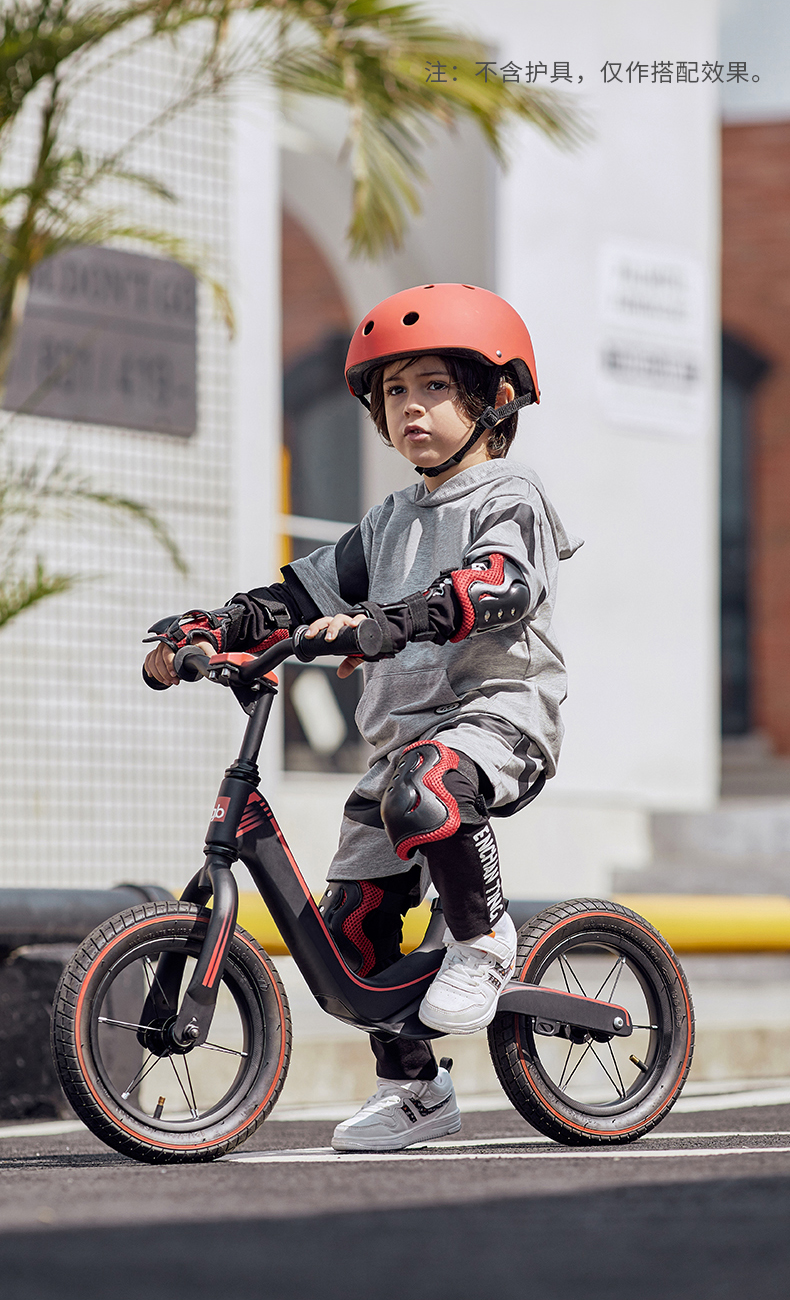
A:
[144,283,580,1153]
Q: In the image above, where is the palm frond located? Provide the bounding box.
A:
[267,0,584,257]
[0,0,201,138]
[25,210,234,335]
[0,557,77,630]
[0,444,188,576]
[66,486,188,575]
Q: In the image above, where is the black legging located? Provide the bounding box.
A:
[320,758,505,1081]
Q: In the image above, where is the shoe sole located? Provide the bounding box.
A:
[419,966,516,1036]
[418,1005,498,1035]
[331,1108,461,1154]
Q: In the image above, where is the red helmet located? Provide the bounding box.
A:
[345,283,539,404]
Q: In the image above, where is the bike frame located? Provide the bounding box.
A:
[162,637,634,1053]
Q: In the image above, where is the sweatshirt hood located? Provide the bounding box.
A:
[411,459,583,560]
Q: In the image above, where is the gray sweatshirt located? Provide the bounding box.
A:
[289,459,581,789]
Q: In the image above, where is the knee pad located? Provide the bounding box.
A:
[381,740,486,861]
[318,866,421,977]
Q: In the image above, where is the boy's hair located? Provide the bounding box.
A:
[368,353,519,459]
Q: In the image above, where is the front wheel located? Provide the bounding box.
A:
[488,899,694,1145]
[52,901,291,1163]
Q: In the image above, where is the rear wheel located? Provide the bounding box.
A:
[52,901,291,1163]
[488,899,694,1145]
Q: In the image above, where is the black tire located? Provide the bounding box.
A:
[52,901,291,1163]
[488,899,694,1145]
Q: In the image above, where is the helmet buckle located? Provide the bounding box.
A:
[478,406,501,430]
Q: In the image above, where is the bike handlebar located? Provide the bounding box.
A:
[143,617,385,691]
[236,618,383,683]
[292,618,383,663]
[174,645,213,682]
[142,667,170,691]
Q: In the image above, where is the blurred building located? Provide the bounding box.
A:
[6,0,789,903]
[0,46,248,896]
[720,0,790,764]
[277,0,722,899]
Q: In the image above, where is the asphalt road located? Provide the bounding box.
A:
[1,1103,788,1300]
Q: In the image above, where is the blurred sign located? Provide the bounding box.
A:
[597,242,707,436]
[3,246,196,436]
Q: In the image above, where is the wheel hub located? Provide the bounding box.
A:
[137,1015,196,1057]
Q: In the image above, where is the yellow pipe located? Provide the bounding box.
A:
[236,892,790,957]
[236,893,290,956]
[613,894,790,952]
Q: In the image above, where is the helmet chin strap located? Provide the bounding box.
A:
[416,392,533,479]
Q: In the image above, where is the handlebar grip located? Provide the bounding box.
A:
[292,618,383,663]
[142,666,171,691]
[174,645,211,682]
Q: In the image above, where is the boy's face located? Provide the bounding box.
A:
[382,355,489,485]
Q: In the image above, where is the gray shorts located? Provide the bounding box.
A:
[327,714,546,882]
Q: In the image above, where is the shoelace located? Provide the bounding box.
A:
[358,1084,418,1114]
[438,942,504,992]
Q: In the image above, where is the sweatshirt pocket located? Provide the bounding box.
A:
[355,665,463,751]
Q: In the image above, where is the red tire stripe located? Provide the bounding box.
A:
[514,909,693,1138]
[73,914,287,1154]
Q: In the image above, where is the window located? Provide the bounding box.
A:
[720,331,769,735]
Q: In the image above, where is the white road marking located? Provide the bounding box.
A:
[673,1085,790,1112]
[408,1131,790,1151]
[224,1143,790,1166]
[270,1083,790,1122]
[0,1121,85,1141]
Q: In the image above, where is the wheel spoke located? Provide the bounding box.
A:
[594,955,626,1002]
[99,1014,248,1059]
[121,1053,160,1100]
[99,1016,151,1033]
[558,955,587,997]
[632,1024,659,1031]
[606,1038,627,1097]
[143,956,172,1010]
[588,1041,625,1099]
[608,955,627,1002]
[182,1056,199,1118]
[169,1056,199,1120]
[557,1041,575,1091]
[560,1040,593,1091]
[196,1040,248,1058]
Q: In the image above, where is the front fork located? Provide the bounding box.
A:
[145,775,251,1049]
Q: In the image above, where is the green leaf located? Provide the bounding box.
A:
[267,1,583,257]
[0,441,188,589]
[0,557,77,630]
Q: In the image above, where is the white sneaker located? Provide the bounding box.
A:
[418,912,517,1035]
[331,1068,461,1153]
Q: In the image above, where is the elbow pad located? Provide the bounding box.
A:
[448,553,531,642]
[350,552,531,654]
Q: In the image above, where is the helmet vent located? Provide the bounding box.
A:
[424,284,435,289]
[363,320,374,335]
[402,312,420,326]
